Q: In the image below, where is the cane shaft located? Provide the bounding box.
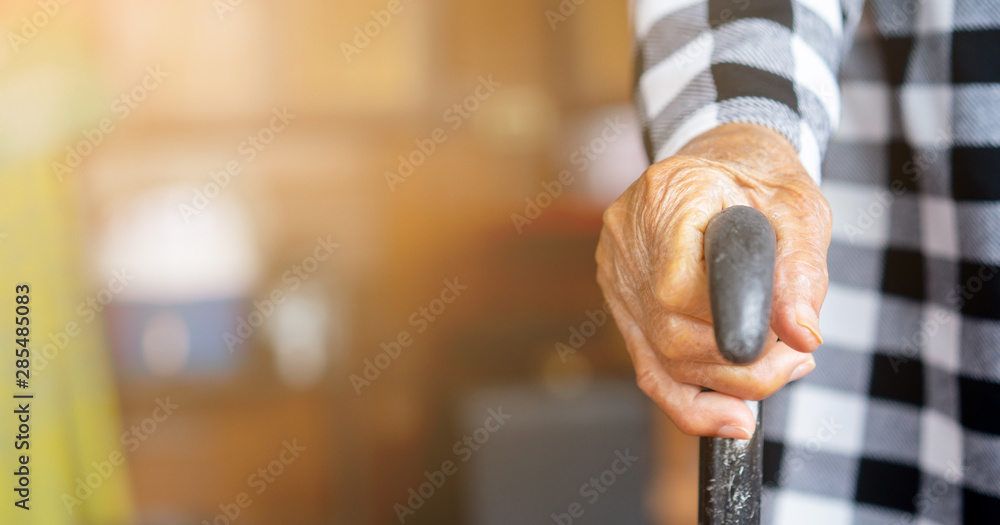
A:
[698,401,763,525]
[697,206,775,525]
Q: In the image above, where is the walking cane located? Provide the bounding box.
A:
[698,205,776,525]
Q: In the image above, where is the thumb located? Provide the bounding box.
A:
[767,195,832,353]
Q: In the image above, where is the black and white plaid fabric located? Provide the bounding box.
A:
[633,0,1000,522]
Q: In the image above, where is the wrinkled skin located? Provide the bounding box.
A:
[596,123,832,439]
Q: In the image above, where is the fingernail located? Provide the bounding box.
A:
[795,305,824,346]
[718,425,752,440]
[789,359,815,382]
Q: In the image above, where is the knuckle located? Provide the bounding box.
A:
[658,315,681,343]
[635,368,660,398]
[654,269,689,312]
[641,159,675,184]
[598,208,635,266]
[601,201,622,228]
[653,277,676,308]
[654,255,706,315]
[594,238,615,276]
[660,338,688,362]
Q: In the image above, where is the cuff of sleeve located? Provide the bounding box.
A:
[651,99,823,185]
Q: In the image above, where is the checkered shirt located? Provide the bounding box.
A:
[633,0,1000,523]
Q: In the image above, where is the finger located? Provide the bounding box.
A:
[611,304,756,438]
[767,192,832,353]
[597,257,734,366]
[644,163,749,321]
[663,342,815,400]
[652,205,714,321]
[644,311,736,365]
[660,329,779,387]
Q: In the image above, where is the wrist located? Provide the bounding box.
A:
[675,123,809,183]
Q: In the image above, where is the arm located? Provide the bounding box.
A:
[598,0,863,437]
[634,0,864,180]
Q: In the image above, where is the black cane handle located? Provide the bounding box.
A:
[704,205,776,365]
[697,205,776,525]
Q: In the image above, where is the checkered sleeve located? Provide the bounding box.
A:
[634,0,867,182]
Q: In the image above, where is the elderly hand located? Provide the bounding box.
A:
[596,123,832,439]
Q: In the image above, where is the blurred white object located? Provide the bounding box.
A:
[556,105,648,205]
[95,185,261,302]
[267,290,330,389]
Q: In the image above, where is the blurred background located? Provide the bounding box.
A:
[0,1,700,523]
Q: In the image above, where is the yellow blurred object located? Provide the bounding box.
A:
[0,2,132,522]
[0,159,133,525]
